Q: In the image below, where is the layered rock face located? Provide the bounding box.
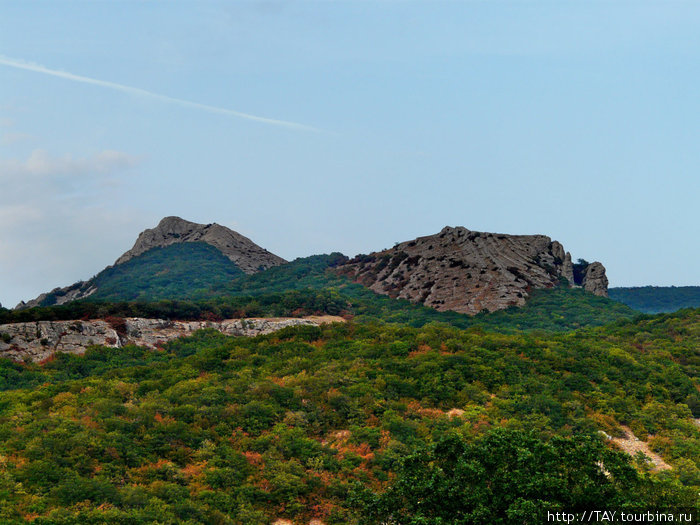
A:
[0,316,340,363]
[337,226,607,315]
[115,216,286,273]
[17,281,98,310]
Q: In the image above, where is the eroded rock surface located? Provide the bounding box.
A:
[337,226,608,315]
[115,216,286,273]
[582,262,609,297]
[0,316,341,363]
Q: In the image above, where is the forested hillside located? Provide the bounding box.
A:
[610,286,700,314]
[3,243,694,523]
[0,309,698,523]
[31,243,245,307]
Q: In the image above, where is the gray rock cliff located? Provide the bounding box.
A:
[0,316,341,362]
[582,262,609,297]
[337,226,608,315]
[115,216,286,273]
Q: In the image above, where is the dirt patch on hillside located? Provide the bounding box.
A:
[610,426,671,471]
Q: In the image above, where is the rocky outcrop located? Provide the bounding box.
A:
[115,216,286,273]
[336,226,608,315]
[0,316,342,363]
[582,262,609,297]
[15,281,97,309]
[0,320,119,362]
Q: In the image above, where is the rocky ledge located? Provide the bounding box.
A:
[0,316,342,363]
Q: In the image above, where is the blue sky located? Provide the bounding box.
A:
[1,1,698,307]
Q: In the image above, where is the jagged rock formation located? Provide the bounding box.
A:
[16,281,98,310]
[0,316,342,363]
[337,226,608,315]
[16,216,286,309]
[582,262,608,296]
[115,216,286,273]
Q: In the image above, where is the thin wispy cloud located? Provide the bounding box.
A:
[0,55,319,132]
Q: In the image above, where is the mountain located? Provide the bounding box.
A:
[609,286,700,313]
[115,216,286,273]
[336,226,608,315]
[61,242,245,304]
[16,217,285,308]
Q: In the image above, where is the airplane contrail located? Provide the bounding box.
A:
[0,55,319,132]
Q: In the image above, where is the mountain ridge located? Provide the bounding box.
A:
[15,220,610,317]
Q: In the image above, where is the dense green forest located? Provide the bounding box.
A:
[0,309,698,523]
[2,247,698,523]
[610,286,700,314]
[35,243,246,306]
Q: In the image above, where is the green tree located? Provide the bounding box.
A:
[354,429,695,525]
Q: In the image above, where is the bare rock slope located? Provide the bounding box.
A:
[0,316,342,362]
[116,216,286,273]
[337,226,608,315]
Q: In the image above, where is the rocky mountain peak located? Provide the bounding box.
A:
[115,216,286,274]
[336,226,608,315]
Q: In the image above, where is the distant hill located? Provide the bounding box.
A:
[219,253,635,332]
[88,242,246,303]
[609,286,700,314]
[16,217,285,309]
[16,243,244,307]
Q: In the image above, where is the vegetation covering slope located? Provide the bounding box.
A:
[213,254,637,331]
[610,286,700,314]
[87,243,245,303]
[32,243,246,307]
[0,310,698,523]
